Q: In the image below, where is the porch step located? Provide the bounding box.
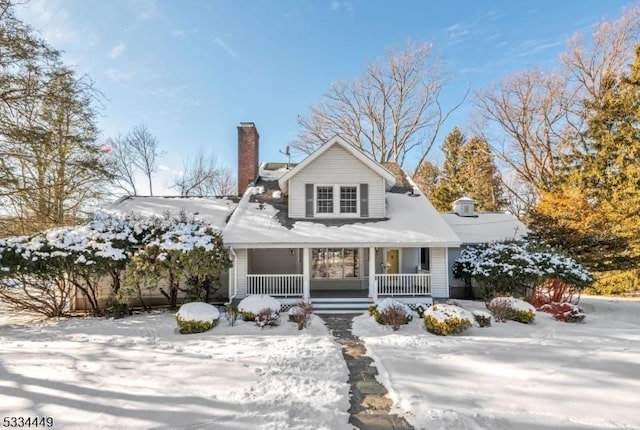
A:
[311,297,373,313]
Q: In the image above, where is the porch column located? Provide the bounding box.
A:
[369,247,377,300]
[302,247,310,301]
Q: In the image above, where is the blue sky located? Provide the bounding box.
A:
[16,0,635,194]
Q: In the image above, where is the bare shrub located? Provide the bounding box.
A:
[288,301,314,330]
[0,274,71,318]
[255,308,280,328]
[379,304,412,331]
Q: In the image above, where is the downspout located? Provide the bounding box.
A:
[229,247,238,303]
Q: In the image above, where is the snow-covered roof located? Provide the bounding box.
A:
[224,187,461,247]
[108,196,238,230]
[440,212,529,244]
[278,136,397,193]
[258,162,297,181]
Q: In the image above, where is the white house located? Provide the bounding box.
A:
[107,122,529,310]
[220,122,462,310]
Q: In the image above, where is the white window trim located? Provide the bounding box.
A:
[314,184,360,217]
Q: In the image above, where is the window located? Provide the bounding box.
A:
[316,186,333,213]
[312,248,360,278]
[315,184,358,216]
[340,186,357,213]
[420,248,430,271]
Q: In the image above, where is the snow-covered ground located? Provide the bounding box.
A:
[353,296,640,430]
[0,310,350,430]
[3,297,639,430]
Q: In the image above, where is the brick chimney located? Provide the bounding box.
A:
[237,122,260,196]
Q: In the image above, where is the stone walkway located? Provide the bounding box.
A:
[320,314,415,430]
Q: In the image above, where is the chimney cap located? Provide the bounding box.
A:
[239,122,256,127]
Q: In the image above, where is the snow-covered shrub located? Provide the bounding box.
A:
[424,304,473,336]
[453,239,592,300]
[288,301,313,330]
[127,212,232,309]
[539,302,586,323]
[238,295,281,321]
[175,302,220,334]
[369,298,413,329]
[255,308,280,328]
[472,310,492,327]
[488,297,536,324]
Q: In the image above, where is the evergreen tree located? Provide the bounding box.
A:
[531,46,640,294]
[429,128,466,211]
[461,136,505,211]
[419,128,505,212]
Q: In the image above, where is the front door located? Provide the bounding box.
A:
[386,249,399,274]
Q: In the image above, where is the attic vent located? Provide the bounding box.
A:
[453,196,476,217]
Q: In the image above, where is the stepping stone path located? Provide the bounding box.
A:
[320,314,415,430]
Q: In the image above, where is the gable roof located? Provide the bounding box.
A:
[278,136,397,193]
[441,212,529,244]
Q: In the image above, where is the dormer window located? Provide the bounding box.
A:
[315,184,359,216]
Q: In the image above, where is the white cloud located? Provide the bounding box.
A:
[214,37,238,58]
[108,42,126,59]
[330,1,353,12]
[131,0,158,20]
[171,28,199,38]
[105,68,134,83]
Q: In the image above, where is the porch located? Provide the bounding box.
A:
[231,246,448,304]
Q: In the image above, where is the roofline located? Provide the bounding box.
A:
[224,241,462,248]
[278,136,397,193]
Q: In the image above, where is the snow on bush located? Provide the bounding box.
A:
[369,298,413,330]
[423,304,474,336]
[238,295,281,321]
[0,210,231,314]
[175,302,220,334]
[255,308,281,328]
[488,297,536,324]
[453,239,592,300]
[472,310,492,327]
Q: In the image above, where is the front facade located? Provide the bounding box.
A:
[223,123,461,306]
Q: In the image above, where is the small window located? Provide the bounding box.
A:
[420,248,430,271]
[316,186,333,213]
[340,186,357,213]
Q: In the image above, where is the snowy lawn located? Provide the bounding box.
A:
[0,310,350,430]
[353,296,640,430]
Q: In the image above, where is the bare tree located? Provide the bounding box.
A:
[106,124,163,197]
[128,123,161,196]
[292,41,465,169]
[106,133,138,196]
[476,69,577,196]
[172,151,235,196]
[475,5,640,208]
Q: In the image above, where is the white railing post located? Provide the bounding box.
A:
[369,247,377,300]
[302,248,310,301]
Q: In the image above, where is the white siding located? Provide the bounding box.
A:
[288,145,385,218]
[235,248,248,297]
[430,247,448,298]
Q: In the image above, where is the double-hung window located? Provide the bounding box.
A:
[315,184,359,216]
[316,186,334,214]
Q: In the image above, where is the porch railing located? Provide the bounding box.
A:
[246,274,304,297]
[375,273,431,296]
